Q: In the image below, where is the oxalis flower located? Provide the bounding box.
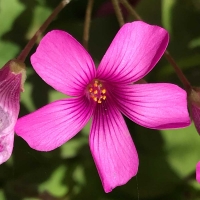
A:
[0,59,26,164]
[15,21,190,192]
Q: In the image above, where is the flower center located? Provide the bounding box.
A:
[87,80,106,103]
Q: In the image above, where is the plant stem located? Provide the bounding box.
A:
[111,0,125,27]
[119,0,142,20]
[17,0,71,63]
[164,50,192,92]
[83,0,94,51]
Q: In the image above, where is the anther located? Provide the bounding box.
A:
[102,96,106,100]
[93,90,98,94]
[93,97,98,101]
[101,89,106,94]
[87,80,107,103]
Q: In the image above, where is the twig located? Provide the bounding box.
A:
[83,0,94,50]
[17,0,71,62]
[111,0,124,27]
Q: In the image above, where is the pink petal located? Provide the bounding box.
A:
[0,63,21,127]
[0,62,21,164]
[97,21,169,84]
[191,104,200,134]
[112,83,190,129]
[15,97,94,151]
[196,161,200,183]
[89,99,138,193]
[31,30,96,96]
[0,133,14,164]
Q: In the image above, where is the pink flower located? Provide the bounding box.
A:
[196,162,200,183]
[15,21,190,192]
[0,59,25,164]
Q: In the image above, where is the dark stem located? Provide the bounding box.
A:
[164,50,192,92]
[83,0,94,51]
[119,0,142,20]
[111,0,125,27]
[17,0,71,63]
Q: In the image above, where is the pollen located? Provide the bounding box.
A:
[87,80,107,103]
[101,89,106,94]
[93,90,98,94]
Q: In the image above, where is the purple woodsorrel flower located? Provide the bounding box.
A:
[196,161,200,183]
[0,60,26,164]
[15,21,190,192]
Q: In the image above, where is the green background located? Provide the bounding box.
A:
[0,0,200,199]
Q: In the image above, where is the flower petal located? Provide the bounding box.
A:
[0,62,21,164]
[31,30,96,96]
[89,99,138,193]
[196,161,200,183]
[0,63,21,131]
[0,132,14,164]
[97,21,169,84]
[15,97,94,151]
[113,83,190,129]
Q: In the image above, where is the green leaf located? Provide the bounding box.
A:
[161,124,200,179]
[39,165,68,197]
[161,0,176,33]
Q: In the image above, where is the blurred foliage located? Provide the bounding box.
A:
[1,0,200,199]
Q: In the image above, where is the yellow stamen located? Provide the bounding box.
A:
[93,97,98,101]
[101,89,106,94]
[87,80,107,104]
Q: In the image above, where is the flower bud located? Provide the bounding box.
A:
[0,59,26,164]
[188,88,200,134]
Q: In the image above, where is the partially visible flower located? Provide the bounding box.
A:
[96,0,140,18]
[15,21,190,192]
[196,161,200,183]
[188,88,200,134]
[0,60,26,164]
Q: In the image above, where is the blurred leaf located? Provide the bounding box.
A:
[0,190,5,200]
[0,0,24,65]
[189,37,200,49]
[157,54,200,82]
[0,0,24,33]
[60,136,87,159]
[161,0,176,33]
[161,124,200,179]
[26,4,51,40]
[39,165,68,197]
[49,90,68,102]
